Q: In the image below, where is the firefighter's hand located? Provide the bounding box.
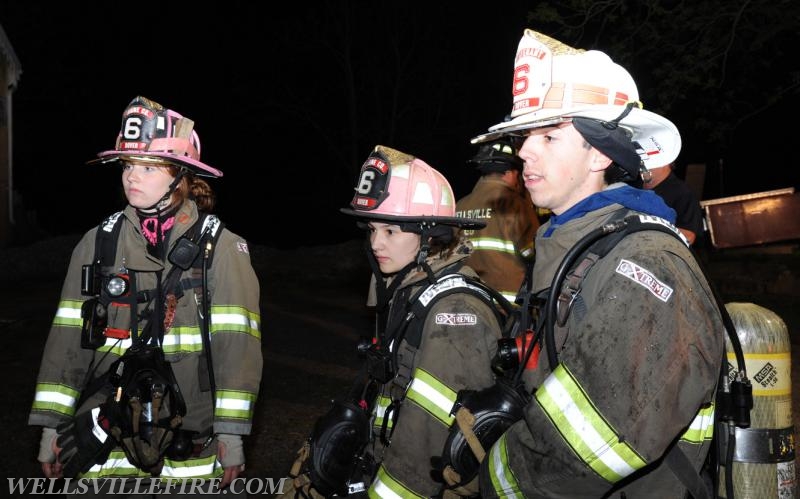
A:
[39,427,63,478]
[217,433,245,488]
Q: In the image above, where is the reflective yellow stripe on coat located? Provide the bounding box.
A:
[405,368,457,427]
[485,433,523,498]
[368,465,425,499]
[210,305,260,339]
[80,451,223,479]
[680,404,715,443]
[535,364,647,483]
[31,383,80,417]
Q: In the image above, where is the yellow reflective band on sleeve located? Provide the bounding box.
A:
[52,300,84,328]
[470,238,517,255]
[368,464,426,499]
[215,390,256,420]
[32,383,80,417]
[161,326,204,354]
[373,395,394,431]
[680,403,715,444]
[405,368,457,427]
[535,364,646,483]
[210,305,261,340]
[486,433,524,498]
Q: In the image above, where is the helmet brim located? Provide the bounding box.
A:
[340,208,486,230]
[88,150,224,178]
[472,105,680,170]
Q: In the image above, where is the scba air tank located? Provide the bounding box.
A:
[720,302,796,498]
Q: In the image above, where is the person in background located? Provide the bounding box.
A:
[473,30,724,498]
[643,161,705,246]
[29,96,262,493]
[456,139,539,302]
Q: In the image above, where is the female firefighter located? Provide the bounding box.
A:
[283,146,506,498]
[28,96,262,490]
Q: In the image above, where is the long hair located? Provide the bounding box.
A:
[166,166,216,212]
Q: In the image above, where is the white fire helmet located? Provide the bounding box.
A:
[472,29,681,171]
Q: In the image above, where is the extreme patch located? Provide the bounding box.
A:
[615,258,673,302]
[435,313,478,326]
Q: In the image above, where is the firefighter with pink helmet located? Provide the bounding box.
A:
[280,145,509,498]
[30,96,262,493]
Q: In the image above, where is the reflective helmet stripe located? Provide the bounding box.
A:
[680,404,715,444]
[368,465,426,499]
[405,368,457,427]
[486,433,524,498]
[535,364,647,483]
[214,390,257,421]
[32,383,79,417]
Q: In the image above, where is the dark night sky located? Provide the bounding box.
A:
[1,3,797,248]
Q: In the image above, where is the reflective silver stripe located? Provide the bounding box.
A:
[470,237,516,254]
[82,451,222,479]
[487,433,523,498]
[210,305,260,339]
[368,465,425,498]
[215,390,256,420]
[373,395,393,429]
[53,300,83,327]
[405,368,456,426]
[536,364,646,483]
[32,383,79,416]
[680,404,714,443]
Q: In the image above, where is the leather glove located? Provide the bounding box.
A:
[274,473,329,499]
[56,406,116,478]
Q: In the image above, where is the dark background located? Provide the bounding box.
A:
[1,2,798,249]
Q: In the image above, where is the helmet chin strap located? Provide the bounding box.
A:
[138,169,186,214]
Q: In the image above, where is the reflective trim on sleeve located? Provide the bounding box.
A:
[680,404,715,444]
[470,237,517,255]
[215,390,257,420]
[161,326,204,354]
[52,300,84,328]
[31,383,80,417]
[210,305,261,340]
[372,395,394,431]
[405,368,456,427]
[368,464,426,499]
[486,433,524,498]
[535,364,647,483]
